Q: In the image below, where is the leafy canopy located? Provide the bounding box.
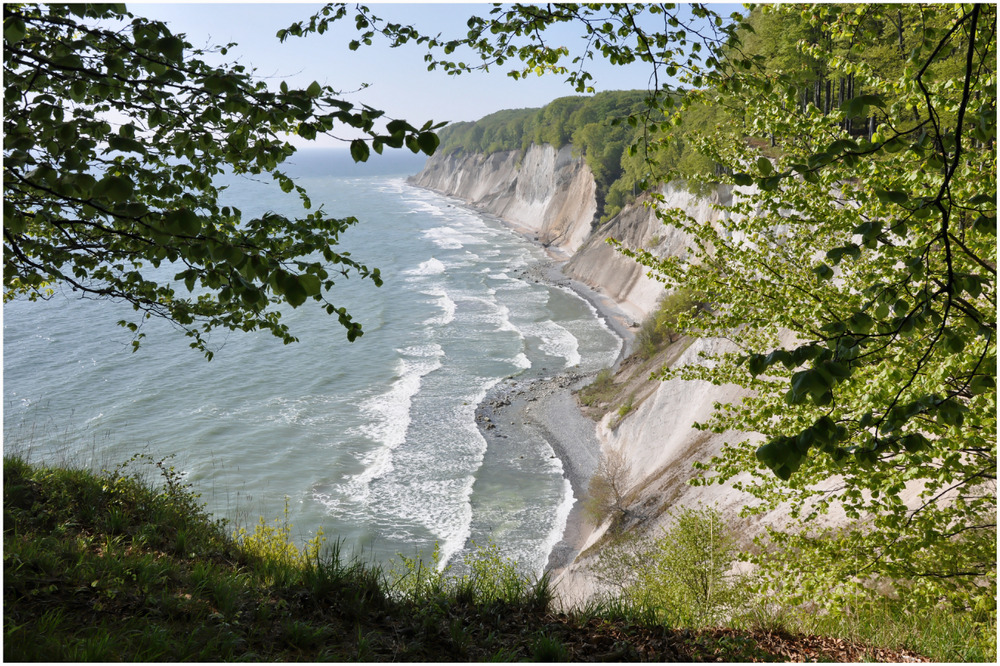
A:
[3,3,442,358]
[646,3,996,609]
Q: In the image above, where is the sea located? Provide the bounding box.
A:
[2,148,622,575]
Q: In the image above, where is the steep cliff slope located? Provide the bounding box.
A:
[412,147,735,324]
[564,182,735,323]
[409,145,762,606]
[408,144,597,256]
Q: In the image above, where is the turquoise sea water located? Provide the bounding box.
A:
[3,149,621,574]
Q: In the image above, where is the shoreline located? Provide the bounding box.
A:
[472,258,634,577]
[409,182,638,579]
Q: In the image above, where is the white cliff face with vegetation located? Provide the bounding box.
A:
[409,144,597,256]
[410,145,758,604]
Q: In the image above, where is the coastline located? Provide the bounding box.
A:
[472,258,634,579]
[409,181,638,581]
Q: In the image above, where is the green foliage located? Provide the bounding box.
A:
[759,591,998,664]
[464,541,533,605]
[584,448,632,525]
[431,89,722,221]
[475,2,1000,611]
[634,288,703,359]
[388,541,450,601]
[577,366,616,407]
[433,91,657,220]
[231,496,328,590]
[615,394,635,420]
[530,633,570,661]
[436,107,539,156]
[593,506,744,627]
[3,3,443,357]
[5,455,966,661]
[390,540,548,610]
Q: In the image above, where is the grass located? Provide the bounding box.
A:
[576,366,616,407]
[3,453,989,662]
[741,596,999,663]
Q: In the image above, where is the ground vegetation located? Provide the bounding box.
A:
[4,455,949,661]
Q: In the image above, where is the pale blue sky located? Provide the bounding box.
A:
[131,2,740,148]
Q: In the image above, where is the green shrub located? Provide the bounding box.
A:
[633,288,704,359]
[594,505,742,627]
[584,449,632,525]
[390,540,547,610]
[531,633,570,662]
[232,496,326,572]
[616,394,635,421]
[577,367,616,407]
[388,542,450,601]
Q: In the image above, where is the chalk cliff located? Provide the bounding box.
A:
[410,145,764,606]
[408,144,597,256]
[411,148,737,323]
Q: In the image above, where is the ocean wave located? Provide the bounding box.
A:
[422,226,465,249]
[347,349,444,499]
[435,376,500,569]
[538,478,575,576]
[521,320,581,368]
[420,288,457,327]
[422,224,490,250]
[552,285,624,369]
[404,257,446,276]
[410,200,446,217]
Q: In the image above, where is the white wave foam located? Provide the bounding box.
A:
[512,352,531,370]
[522,320,581,368]
[411,200,446,217]
[435,376,502,570]
[399,343,446,358]
[422,226,465,249]
[348,349,444,499]
[421,288,456,327]
[554,285,624,368]
[495,303,519,334]
[400,376,500,570]
[537,477,576,576]
[404,257,446,276]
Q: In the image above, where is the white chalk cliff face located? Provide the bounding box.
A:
[410,145,764,605]
[411,148,737,322]
[408,144,597,256]
[566,182,737,323]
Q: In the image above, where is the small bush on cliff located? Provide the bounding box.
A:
[584,448,632,527]
[634,288,705,359]
[577,367,616,407]
[615,394,636,421]
[593,505,743,627]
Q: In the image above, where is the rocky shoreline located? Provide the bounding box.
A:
[471,258,636,577]
[409,183,638,582]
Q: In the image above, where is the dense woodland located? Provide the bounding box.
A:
[435,4,986,222]
[435,91,725,221]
